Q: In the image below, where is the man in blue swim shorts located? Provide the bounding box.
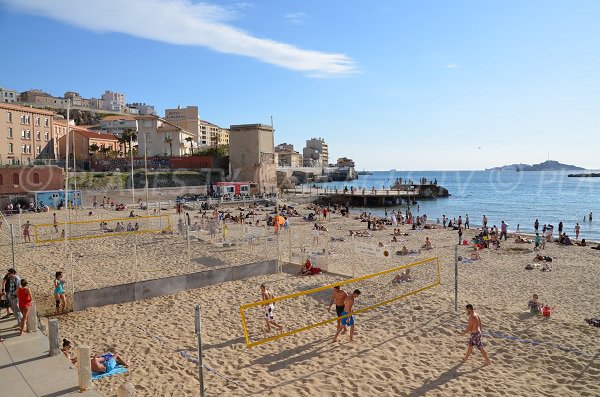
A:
[333,289,361,342]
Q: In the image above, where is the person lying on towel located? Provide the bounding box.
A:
[91,351,129,373]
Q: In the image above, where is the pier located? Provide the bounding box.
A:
[284,184,448,207]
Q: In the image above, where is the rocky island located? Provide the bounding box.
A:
[486,160,585,172]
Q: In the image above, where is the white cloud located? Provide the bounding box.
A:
[1,0,356,77]
[445,64,460,69]
[285,12,306,25]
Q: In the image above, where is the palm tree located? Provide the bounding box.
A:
[164,135,173,157]
[99,146,112,158]
[122,129,138,155]
[185,136,194,155]
[117,136,128,157]
[89,143,99,158]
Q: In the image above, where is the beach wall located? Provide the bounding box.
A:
[73,260,279,311]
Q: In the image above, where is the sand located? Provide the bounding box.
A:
[1,202,599,396]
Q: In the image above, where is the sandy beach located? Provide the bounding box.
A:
[1,202,599,396]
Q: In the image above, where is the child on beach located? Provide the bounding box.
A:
[528,294,542,315]
[17,279,32,335]
[54,271,67,314]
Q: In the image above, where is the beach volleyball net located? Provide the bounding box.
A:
[239,257,440,348]
[33,214,172,243]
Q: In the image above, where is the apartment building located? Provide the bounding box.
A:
[101,90,126,112]
[275,143,303,167]
[0,87,17,103]
[0,103,54,165]
[303,137,329,167]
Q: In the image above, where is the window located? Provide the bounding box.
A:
[33,173,40,184]
[13,173,19,185]
[27,144,32,154]
[44,117,49,127]
[21,114,25,124]
[36,131,41,140]
[44,131,49,141]
[21,130,25,139]
[35,116,40,126]
[35,146,41,155]
[21,144,26,153]
[7,127,12,138]
[6,111,11,122]
[27,130,31,139]
[8,143,13,153]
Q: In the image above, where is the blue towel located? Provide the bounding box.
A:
[92,365,128,380]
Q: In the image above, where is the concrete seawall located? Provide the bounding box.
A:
[74,260,279,310]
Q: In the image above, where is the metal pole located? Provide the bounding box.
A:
[10,224,16,269]
[130,134,135,205]
[454,244,458,312]
[144,125,150,215]
[351,234,356,278]
[194,305,206,397]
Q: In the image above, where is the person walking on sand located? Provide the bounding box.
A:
[534,219,539,232]
[575,223,581,240]
[460,304,491,365]
[53,213,59,234]
[465,214,470,229]
[500,221,508,240]
[22,221,31,242]
[333,289,361,342]
[482,215,488,228]
[328,286,348,330]
[260,285,284,334]
[458,226,463,245]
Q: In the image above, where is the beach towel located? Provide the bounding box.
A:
[92,365,128,380]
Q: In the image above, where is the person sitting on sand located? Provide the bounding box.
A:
[399,246,409,255]
[300,258,321,276]
[528,294,542,315]
[392,269,412,284]
[514,235,528,244]
[91,351,129,373]
[422,237,433,250]
[61,339,77,364]
[534,254,552,262]
[470,249,481,261]
[576,239,586,247]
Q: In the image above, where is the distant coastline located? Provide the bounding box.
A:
[568,173,600,178]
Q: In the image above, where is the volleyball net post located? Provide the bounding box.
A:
[240,256,441,348]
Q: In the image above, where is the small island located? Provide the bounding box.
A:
[486,160,585,172]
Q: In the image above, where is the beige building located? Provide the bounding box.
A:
[101,90,126,112]
[303,137,329,167]
[0,103,55,165]
[337,157,355,167]
[200,120,229,148]
[229,124,276,191]
[275,143,303,167]
[19,89,69,109]
[136,115,194,157]
[165,106,202,145]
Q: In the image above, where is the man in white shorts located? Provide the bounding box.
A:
[260,284,284,333]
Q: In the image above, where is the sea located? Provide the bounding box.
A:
[307,170,600,241]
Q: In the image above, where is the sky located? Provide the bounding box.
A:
[1,0,599,170]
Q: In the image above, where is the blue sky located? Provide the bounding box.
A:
[1,0,599,170]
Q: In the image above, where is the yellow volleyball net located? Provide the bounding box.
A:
[33,214,172,243]
[240,257,440,348]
